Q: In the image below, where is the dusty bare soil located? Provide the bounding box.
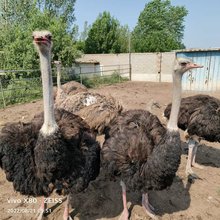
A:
[0,81,220,220]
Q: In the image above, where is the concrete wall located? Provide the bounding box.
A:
[130,53,158,81]
[160,52,176,82]
[77,51,220,91]
[77,52,176,83]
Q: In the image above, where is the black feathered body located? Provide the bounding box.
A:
[34,109,100,195]
[164,95,220,142]
[102,109,181,193]
[0,109,100,197]
[0,120,51,196]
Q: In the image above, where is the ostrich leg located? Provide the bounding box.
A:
[36,197,47,220]
[63,195,73,220]
[191,143,204,169]
[185,138,203,178]
[142,193,158,220]
[119,180,129,220]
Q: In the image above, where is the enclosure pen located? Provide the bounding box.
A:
[0,64,129,108]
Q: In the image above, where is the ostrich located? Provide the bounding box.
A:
[164,94,220,177]
[53,60,88,105]
[0,30,100,220]
[101,57,203,219]
[55,73,123,135]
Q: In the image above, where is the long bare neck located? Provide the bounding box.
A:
[55,63,67,103]
[56,64,62,90]
[39,50,58,135]
[167,72,182,131]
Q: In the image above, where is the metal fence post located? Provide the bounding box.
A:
[79,67,83,84]
[118,65,121,83]
[0,78,6,108]
[128,31,132,81]
[157,53,162,83]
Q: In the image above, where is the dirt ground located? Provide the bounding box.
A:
[0,81,220,220]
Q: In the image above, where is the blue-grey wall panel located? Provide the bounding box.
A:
[176,51,220,91]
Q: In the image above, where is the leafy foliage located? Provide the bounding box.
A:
[0,0,80,75]
[80,21,91,41]
[37,0,76,27]
[132,0,188,52]
[84,11,129,54]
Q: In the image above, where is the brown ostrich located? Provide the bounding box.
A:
[53,60,88,105]
[55,71,123,135]
[0,30,100,220]
[101,58,203,219]
[57,91,123,134]
[164,94,220,178]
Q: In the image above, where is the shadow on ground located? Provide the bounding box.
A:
[70,172,192,220]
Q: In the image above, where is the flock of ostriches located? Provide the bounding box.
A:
[0,30,219,220]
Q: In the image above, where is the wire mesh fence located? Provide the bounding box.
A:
[0,64,130,109]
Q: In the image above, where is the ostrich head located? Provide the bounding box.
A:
[33,30,52,54]
[174,57,203,75]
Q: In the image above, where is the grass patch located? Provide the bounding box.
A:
[82,73,129,88]
[0,77,42,108]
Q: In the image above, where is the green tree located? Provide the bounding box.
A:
[85,11,128,54]
[117,25,130,53]
[36,0,76,29]
[80,21,91,41]
[0,0,34,26]
[74,21,91,52]
[0,0,80,72]
[132,0,188,52]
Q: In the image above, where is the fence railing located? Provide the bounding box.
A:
[0,64,130,108]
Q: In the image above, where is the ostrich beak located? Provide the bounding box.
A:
[188,63,203,69]
[33,36,51,45]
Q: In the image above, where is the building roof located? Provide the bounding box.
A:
[174,48,220,52]
[75,58,100,64]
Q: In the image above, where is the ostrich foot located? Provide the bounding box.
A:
[142,193,158,220]
[119,180,129,220]
[119,208,129,220]
[142,203,158,220]
[63,209,73,220]
[35,208,45,220]
[63,195,72,220]
[192,162,204,169]
[35,197,47,220]
[63,215,73,220]
[185,167,200,179]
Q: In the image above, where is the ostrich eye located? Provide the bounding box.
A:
[180,62,187,66]
[47,35,52,40]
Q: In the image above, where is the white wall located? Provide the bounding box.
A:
[77,52,176,82]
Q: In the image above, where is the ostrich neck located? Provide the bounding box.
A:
[39,51,58,136]
[56,65,61,90]
[55,64,66,102]
[167,72,182,131]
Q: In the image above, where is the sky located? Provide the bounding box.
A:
[74,0,220,49]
